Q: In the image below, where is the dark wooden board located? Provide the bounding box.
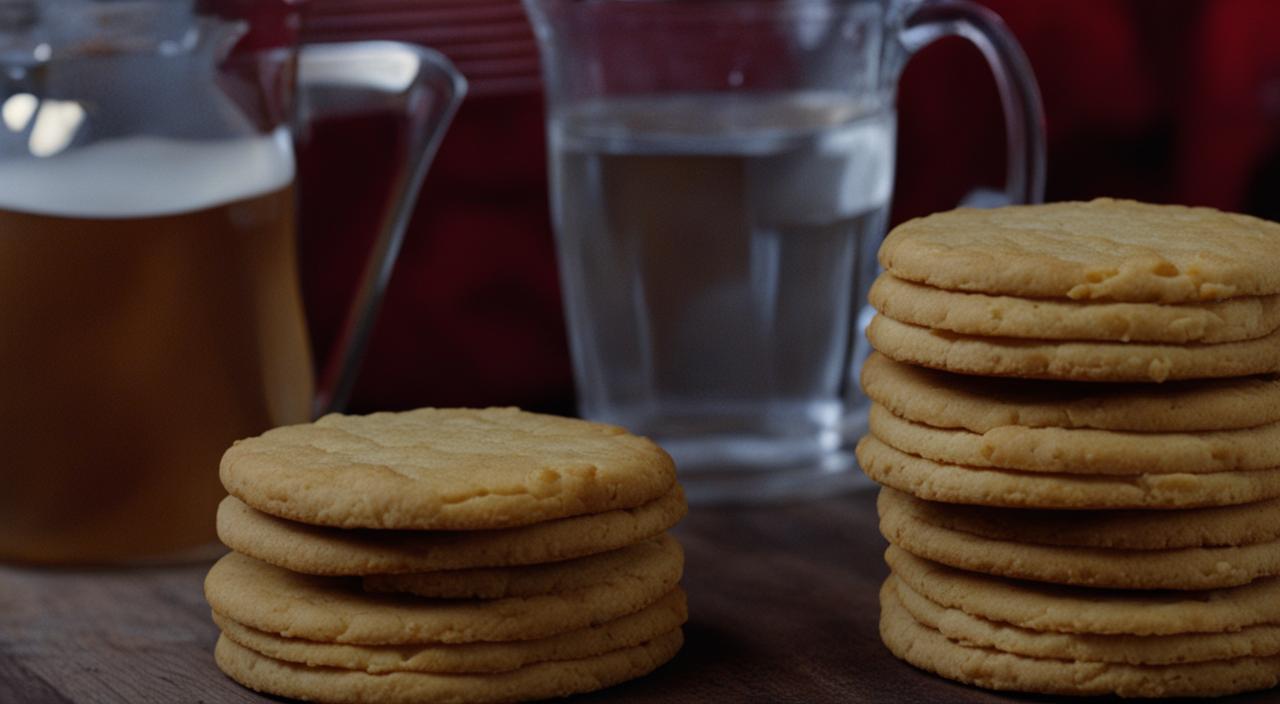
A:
[1,486,1276,703]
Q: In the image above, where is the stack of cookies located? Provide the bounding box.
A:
[858,199,1280,698]
[204,407,687,703]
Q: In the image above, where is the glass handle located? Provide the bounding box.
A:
[296,42,466,416]
[898,0,1046,204]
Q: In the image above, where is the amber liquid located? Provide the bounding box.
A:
[0,185,313,563]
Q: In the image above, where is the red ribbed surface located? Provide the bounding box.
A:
[303,0,540,96]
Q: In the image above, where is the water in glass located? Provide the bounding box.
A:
[549,91,893,498]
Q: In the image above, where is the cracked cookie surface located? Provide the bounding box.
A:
[220,407,676,530]
[879,198,1280,303]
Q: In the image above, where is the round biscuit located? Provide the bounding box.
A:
[886,547,1280,636]
[879,490,1280,590]
[215,629,683,704]
[880,581,1280,698]
[867,315,1280,382]
[878,486,1280,550]
[857,436,1280,510]
[870,274,1280,343]
[212,588,687,674]
[861,352,1280,433]
[216,487,686,576]
[869,403,1280,475]
[203,550,681,645]
[878,199,1280,303]
[220,407,676,530]
[890,577,1280,666]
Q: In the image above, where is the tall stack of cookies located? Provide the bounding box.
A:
[859,199,1280,698]
[204,407,687,704]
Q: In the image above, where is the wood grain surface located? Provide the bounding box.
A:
[1,486,1276,703]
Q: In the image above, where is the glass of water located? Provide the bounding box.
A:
[525,0,1045,503]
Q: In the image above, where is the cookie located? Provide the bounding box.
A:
[869,404,1280,475]
[216,487,686,576]
[886,547,1280,636]
[857,436,1280,509]
[215,629,683,704]
[878,199,1280,303]
[890,576,1280,666]
[363,535,682,599]
[204,550,680,645]
[879,491,1280,590]
[220,407,676,530]
[212,588,687,674]
[866,314,1280,382]
[870,274,1280,343]
[861,352,1280,433]
[880,582,1280,698]
[879,486,1280,550]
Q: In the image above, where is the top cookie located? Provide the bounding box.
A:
[879,199,1280,303]
[221,407,676,530]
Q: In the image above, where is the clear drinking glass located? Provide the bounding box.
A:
[524,0,1045,503]
[0,0,464,562]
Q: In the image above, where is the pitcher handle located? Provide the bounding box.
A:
[897,0,1046,205]
[296,42,466,416]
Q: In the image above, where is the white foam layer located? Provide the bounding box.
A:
[0,128,295,218]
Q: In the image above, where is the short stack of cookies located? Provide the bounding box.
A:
[858,199,1280,698]
[204,407,687,704]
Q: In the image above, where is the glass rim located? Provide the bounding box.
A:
[524,0,901,27]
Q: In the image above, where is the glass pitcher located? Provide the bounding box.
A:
[525,0,1045,502]
[0,0,464,563]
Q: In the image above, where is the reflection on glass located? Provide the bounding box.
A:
[28,99,86,157]
[1,93,37,132]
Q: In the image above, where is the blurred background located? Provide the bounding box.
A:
[291,0,1280,416]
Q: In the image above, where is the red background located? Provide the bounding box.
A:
[288,0,1280,415]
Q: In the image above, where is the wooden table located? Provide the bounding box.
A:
[1,485,1275,703]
